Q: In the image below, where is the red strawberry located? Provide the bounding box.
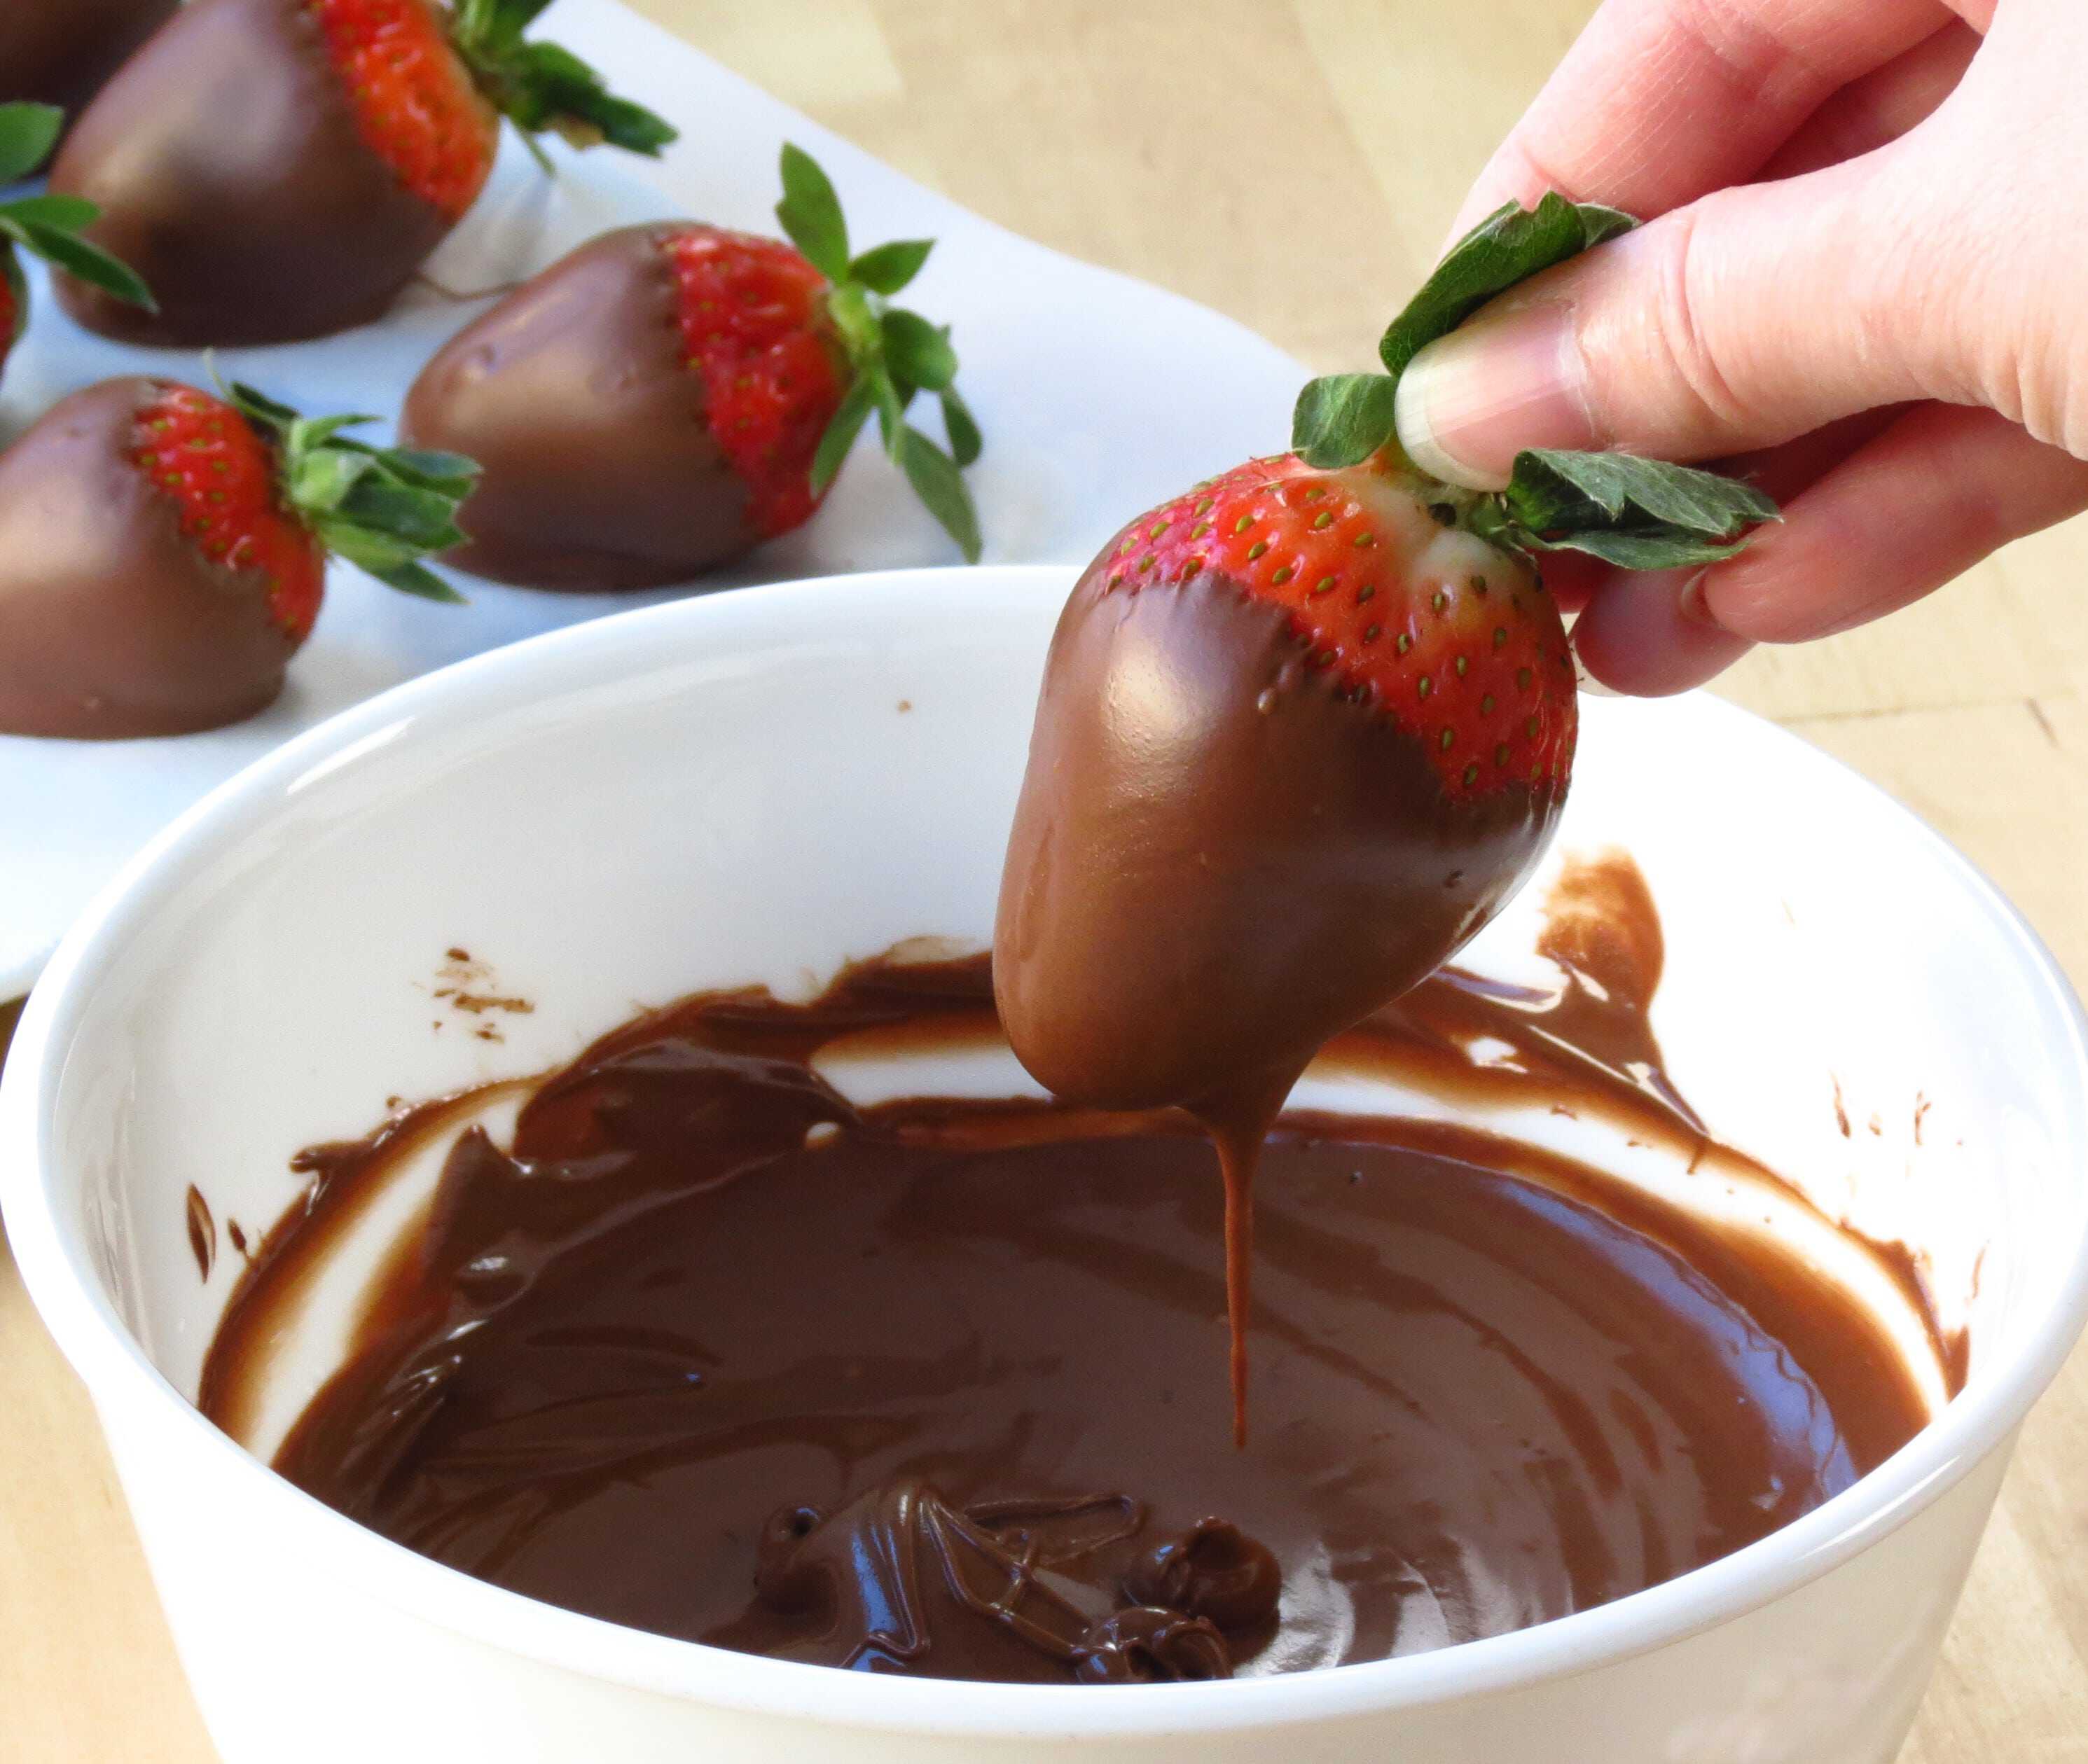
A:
[402,145,982,587]
[0,376,476,739]
[0,0,179,117]
[665,226,847,543]
[139,383,331,644]
[1102,451,1578,798]
[0,102,154,389]
[46,0,675,346]
[996,196,1778,1117]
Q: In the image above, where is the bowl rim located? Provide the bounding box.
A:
[6,563,2087,1738]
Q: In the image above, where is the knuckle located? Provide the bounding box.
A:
[1619,207,1753,444]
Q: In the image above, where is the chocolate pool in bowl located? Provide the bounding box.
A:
[5,569,2087,1764]
[198,854,1943,1685]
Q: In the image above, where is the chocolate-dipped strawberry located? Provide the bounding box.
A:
[46,0,675,347]
[994,198,1779,1439]
[0,0,179,116]
[0,376,475,739]
[401,144,983,587]
[0,103,153,388]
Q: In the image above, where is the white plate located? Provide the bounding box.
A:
[0,0,1304,996]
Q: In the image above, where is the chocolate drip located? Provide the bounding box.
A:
[993,572,1567,1445]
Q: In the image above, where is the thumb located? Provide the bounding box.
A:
[1394,157,1947,489]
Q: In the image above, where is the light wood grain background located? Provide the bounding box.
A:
[5,3,2085,1758]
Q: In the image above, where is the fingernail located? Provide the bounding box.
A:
[1675,569,1716,626]
[1393,300,1593,491]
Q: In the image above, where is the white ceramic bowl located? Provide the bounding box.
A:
[7,565,2088,1764]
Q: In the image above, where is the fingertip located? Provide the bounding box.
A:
[1535,550,1606,617]
[1571,569,1755,696]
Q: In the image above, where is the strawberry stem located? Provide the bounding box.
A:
[448,0,677,163]
[224,380,479,602]
[1292,194,1777,573]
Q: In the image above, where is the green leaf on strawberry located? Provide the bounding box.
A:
[780,144,984,562]
[811,378,877,495]
[226,380,479,602]
[777,143,850,283]
[1506,448,1776,544]
[0,102,155,314]
[1378,194,1636,382]
[897,425,981,563]
[450,0,677,162]
[880,309,956,393]
[1291,191,1776,573]
[0,103,62,186]
[939,387,982,468]
[850,238,933,296]
[1290,374,1400,474]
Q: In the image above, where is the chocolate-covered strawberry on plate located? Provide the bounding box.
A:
[46,0,677,347]
[0,0,179,116]
[0,102,153,389]
[403,144,983,587]
[0,377,476,739]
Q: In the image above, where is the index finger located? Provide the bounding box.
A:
[1449,0,1957,241]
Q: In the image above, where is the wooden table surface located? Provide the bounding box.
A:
[6,4,2086,1758]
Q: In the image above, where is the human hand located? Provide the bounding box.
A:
[1391,0,2088,693]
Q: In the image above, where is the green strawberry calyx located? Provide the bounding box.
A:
[449,0,679,167]
[226,380,479,603]
[773,143,983,563]
[1292,195,1778,571]
[0,102,155,333]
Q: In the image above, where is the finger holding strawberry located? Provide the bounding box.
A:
[0,375,476,739]
[401,144,982,588]
[47,0,677,347]
[0,102,154,390]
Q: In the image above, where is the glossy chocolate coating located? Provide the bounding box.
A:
[0,377,293,738]
[995,570,1560,1113]
[48,0,457,345]
[202,907,1935,1683]
[0,0,179,116]
[401,225,754,589]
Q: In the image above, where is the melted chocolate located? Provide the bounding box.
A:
[0,0,178,116]
[201,876,1936,1685]
[49,0,458,346]
[0,378,295,738]
[401,226,756,590]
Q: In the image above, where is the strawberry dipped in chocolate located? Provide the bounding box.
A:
[402,144,983,585]
[46,0,676,347]
[995,198,1781,1443]
[0,0,179,116]
[0,377,476,738]
[0,103,154,391]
